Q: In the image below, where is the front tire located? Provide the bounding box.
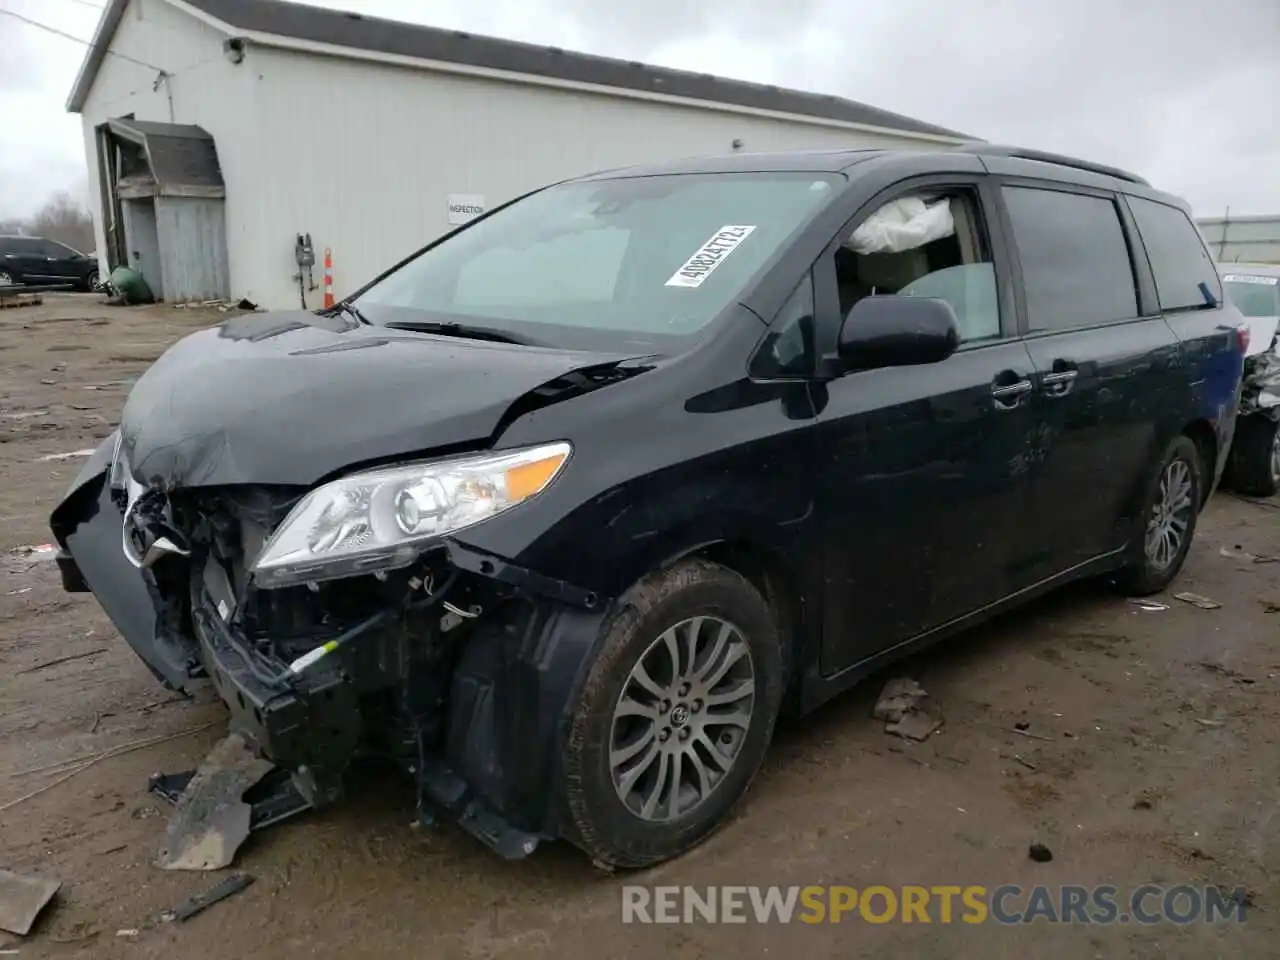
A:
[83,270,99,292]
[0,270,16,286]
[1115,435,1203,595]
[562,558,783,869]
[1229,415,1280,498]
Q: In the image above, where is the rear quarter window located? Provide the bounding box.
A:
[1127,196,1222,312]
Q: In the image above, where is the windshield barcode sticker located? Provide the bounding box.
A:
[665,226,757,288]
[1223,274,1279,285]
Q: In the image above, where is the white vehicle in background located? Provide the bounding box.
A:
[1220,263,1280,496]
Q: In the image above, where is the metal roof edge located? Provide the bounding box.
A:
[236,27,974,145]
[69,0,975,145]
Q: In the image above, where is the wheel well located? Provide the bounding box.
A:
[1181,419,1217,504]
[686,541,803,702]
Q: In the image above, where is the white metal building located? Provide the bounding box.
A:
[68,0,975,310]
[1196,214,1280,266]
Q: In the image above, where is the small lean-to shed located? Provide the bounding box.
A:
[104,118,230,302]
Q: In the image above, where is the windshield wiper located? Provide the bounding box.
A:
[381,320,538,346]
[327,300,371,325]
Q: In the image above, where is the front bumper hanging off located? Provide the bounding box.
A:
[50,438,614,857]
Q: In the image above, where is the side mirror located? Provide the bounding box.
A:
[837,295,960,371]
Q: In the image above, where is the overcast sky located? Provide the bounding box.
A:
[1,0,1277,220]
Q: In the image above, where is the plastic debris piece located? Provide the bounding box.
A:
[873,677,944,741]
[1028,843,1053,863]
[157,733,273,871]
[0,870,60,937]
[1130,598,1169,611]
[35,449,95,462]
[158,874,255,923]
[1174,592,1222,610]
[2,545,57,574]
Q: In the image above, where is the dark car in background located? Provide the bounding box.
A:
[0,235,99,291]
[1219,263,1280,495]
[50,144,1245,870]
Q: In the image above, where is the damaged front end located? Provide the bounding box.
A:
[51,432,609,859]
[1241,347,1280,418]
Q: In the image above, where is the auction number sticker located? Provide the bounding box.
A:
[665,225,757,288]
[1223,274,1279,285]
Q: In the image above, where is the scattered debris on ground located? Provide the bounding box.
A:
[3,544,56,564]
[172,297,258,312]
[873,677,944,741]
[0,870,60,937]
[34,449,95,462]
[1219,545,1278,563]
[1010,726,1056,742]
[0,724,215,815]
[158,874,255,923]
[16,648,107,675]
[1130,598,1170,611]
[157,733,275,871]
[1175,591,1223,610]
[1028,843,1054,863]
[0,292,44,310]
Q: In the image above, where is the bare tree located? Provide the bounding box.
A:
[1,193,96,254]
[27,193,96,254]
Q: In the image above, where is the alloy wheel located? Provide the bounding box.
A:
[609,616,755,822]
[1145,458,1194,570]
[0,271,13,286]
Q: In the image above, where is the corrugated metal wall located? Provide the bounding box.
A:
[156,197,230,301]
[1197,215,1280,265]
[120,197,163,290]
[233,49,952,309]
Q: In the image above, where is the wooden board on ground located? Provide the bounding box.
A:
[0,293,44,309]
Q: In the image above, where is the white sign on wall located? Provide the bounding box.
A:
[447,194,486,226]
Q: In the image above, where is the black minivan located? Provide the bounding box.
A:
[51,145,1245,869]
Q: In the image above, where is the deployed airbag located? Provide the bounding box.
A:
[848,197,955,255]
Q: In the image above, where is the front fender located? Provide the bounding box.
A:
[49,431,117,544]
[456,456,819,603]
[47,429,203,691]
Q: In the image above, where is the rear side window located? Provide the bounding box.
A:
[1002,186,1138,332]
[1127,196,1222,312]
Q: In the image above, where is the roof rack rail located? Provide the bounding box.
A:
[952,143,1150,186]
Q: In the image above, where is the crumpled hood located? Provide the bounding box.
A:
[117,311,635,488]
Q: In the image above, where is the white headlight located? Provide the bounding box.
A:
[251,441,571,588]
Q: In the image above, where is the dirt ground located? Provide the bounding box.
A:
[2,294,1280,959]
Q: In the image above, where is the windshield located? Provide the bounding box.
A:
[355,172,841,352]
[1224,276,1280,317]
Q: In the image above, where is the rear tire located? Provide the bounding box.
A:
[1115,435,1203,595]
[562,558,783,869]
[1229,415,1280,498]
